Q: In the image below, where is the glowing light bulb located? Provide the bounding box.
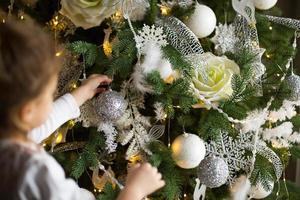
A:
[160,5,171,16]
[55,51,63,57]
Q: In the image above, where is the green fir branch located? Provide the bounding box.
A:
[249,155,276,192]
[68,41,99,66]
[96,184,119,200]
[149,142,184,200]
[70,129,106,179]
[161,45,193,77]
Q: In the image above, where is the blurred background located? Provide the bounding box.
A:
[277,0,300,186]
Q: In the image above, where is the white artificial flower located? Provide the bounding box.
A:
[60,0,120,29]
[191,53,240,108]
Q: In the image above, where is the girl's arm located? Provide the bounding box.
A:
[28,93,80,143]
[29,74,112,143]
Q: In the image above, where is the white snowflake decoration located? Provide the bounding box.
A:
[205,132,252,184]
[211,23,238,54]
[135,24,168,54]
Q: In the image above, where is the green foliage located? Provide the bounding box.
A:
[146,71,165,94]
[229,67,256,103]
[290,146,300,159]
[265,180,300,200]
[199,110,236,140]
[71,129,105,179]
[161,45,193,77]
[250,155,276,192]
[291,115,300,129]
[170,2,196,20]
[68,41,99,66]
[147,71,196,116]
[105,29,137,80]
[145,0,159,24]
[96,184,119,200]
[149,142,184,200]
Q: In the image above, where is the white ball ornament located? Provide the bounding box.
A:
[186,4,217,38]
[253,0,278,10]
[171,133,206,169]
[248,180,274,199]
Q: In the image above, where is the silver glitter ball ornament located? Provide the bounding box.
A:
[198,156,229,188]
[94,90,127,122]
[286,74,300,101]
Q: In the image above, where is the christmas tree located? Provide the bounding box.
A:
[2,0,300,199]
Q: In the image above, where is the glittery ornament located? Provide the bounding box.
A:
[94,90,127,122]
[171,133,206,169]
[198,156,229,188]
[286,74,300,101]
[211,23,238,54]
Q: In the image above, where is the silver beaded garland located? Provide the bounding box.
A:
[286,74,300,101]
[94,90,127,122]
[197,156,229,188]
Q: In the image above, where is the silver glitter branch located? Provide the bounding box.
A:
[264,15,300,31]
[156,17,204,56]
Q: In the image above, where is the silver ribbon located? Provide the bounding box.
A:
[232,0,256,24]
[263,14,300,31]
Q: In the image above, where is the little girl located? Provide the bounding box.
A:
[0,20,165,200]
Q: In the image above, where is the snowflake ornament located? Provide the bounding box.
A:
[211,23,238,54]
[135,24,168,54]
[205,132,252,185]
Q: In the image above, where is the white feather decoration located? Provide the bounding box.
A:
[230,175,251,200]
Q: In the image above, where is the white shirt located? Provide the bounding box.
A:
[29,93,81,143]
[0,94,95,200]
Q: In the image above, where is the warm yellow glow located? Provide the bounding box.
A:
[111,10,123,23]
[71,82,78,89]
[271,140,282,149]
[164,75,175,84]
[160,5,171,16]
[2,19,5,23]
[55,51,63,57]
[20,15,24,20]
[266,53,271,59]
[103,40,112,57]
[68,120,76,128]
[129,154,143,165]
[269,26,273,30]
[55,132,63,144]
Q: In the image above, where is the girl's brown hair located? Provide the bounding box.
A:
[0,19,61,133]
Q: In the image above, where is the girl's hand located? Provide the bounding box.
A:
[117,163,165,200]
[71,74,112,106]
